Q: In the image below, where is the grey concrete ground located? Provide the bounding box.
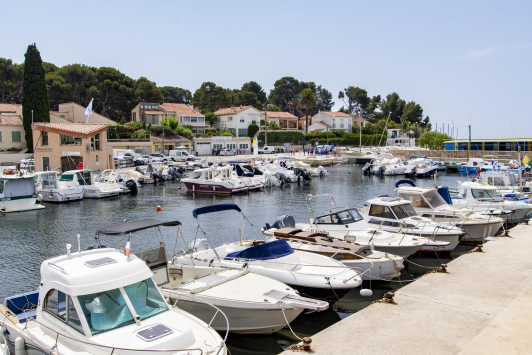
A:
[281,224,532,355]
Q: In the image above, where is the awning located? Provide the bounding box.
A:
[96,219,182,235]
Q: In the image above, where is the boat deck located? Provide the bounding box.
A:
[281,223,532,355]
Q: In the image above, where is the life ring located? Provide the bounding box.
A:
[2,169,15,175]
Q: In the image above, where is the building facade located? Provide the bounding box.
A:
[311,111,354,133]
[160,103,206,133]
[214,106,261,137]
[32,123,112,172]
[444,138,532,151]
[0,115,25,152]
[260,111,298,130]
[193,136,252,156]
[51,102,117,124]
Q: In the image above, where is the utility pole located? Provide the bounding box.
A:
[467,125,471,160]
[264,111,268,145]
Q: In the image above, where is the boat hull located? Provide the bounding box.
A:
[183,181,247,194]
[83,187,121,198]
[37,188,84,203]
[0,196,45,213]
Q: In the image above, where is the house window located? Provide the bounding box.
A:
[61,135,81,145]
[133,112,137,121]
[12,131,21,142]
[95,155,99,163]
[91,134,101,151]
[240,118,245,123]
[43,157,50,171]
[44,289,84,334]
[42,131,48,146]
[239,143,249,149]
[238,128,248,137]
[227,117,233,122]
[251,120,256,125]
[183,117,190,123]
[280,121,285,126]
[191,117,197,123]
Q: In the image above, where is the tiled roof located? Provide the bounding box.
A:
[262,111,298,119]
[161,103,204,117]
[214,106,258,116]
[144,110,162,115]
[0,104,20,113]
[322,111,352,118]
[33,123,108,137]
[0,115,22,125]
[316,121,332,128]
[151,135,191,143]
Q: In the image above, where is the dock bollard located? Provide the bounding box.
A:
[302,338,312,351]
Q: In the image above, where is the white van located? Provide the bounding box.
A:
[258,146,276,154]
[169,150,194,162]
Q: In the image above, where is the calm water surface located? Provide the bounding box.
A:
[0,165,476,354]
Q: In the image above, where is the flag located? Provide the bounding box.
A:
[523,155,530,166]
[491,160,495,170]
[252,138,258,156]
[85,99,93,116]
[123,235,131,258]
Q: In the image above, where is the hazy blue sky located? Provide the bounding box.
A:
[2,0,531,138]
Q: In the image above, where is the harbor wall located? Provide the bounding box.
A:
[281,224,532,355]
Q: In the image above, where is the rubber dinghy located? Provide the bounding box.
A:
[171,203,362,299]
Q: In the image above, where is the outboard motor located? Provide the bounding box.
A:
[152,171,164,183]
[275,172,291,184]
[362,162,373,175]
[138,177,145,184]
[377,165,386,176]
[168,168,183,180]
[177,166,186,175]
[264,215,296,230]
[125,179,138,193]
[188,239,210,252]
[317,166,329,177]
[294,168,312,182]
[146,165,154,175]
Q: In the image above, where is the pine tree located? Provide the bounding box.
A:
[22,43,50,151]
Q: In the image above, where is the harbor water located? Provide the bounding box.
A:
[0,165,479,354]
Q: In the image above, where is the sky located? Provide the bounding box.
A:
[2,0,531,139]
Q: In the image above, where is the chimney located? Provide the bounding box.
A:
[191,104,194,110]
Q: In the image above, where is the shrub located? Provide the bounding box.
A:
[168,117,179,130]
[248,124,259,138]
[132,129,147,139]
[150,125,163,135]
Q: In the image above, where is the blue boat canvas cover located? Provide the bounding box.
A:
[225,239,294,260]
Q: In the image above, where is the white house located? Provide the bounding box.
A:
[386,128,416,147]
[311,111,353,133]
[214,106,261,137]
[307,121,332,133]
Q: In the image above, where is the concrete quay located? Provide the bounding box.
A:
[281,224,532,355]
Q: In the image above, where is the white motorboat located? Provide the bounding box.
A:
[181,166,247,194]
[262,194,449,258]
[293,161,329,177]
[0,246,226,355]
[242,163,283,186]
[395,183,504,242]
[477,171,530,199]
[228,161,264,190]
[268,227,405,281]
[403,156,437,178]
[34,171,84,203]
[362,196,465,253]
[60,169,122,198]
[451,181,532,223]
[172,203,362,299]
[382,158,407,176]
[93,219,329,334]
[0,175,45,213]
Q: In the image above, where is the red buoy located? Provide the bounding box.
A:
[156,205,162,212]
[177,186,181,190]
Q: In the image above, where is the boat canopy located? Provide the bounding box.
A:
[1,177,36,196]
[96,219,182,235]
[225,239,294,260]
[228,160,250,164]
[193,203,241,218]
[409,156,427,159]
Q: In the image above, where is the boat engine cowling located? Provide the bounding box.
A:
[189,238,210,252]
[125,179,138,193]
[264,215,296,230]
[362,162,372,175]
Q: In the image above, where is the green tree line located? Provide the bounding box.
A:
[1,51,430,129]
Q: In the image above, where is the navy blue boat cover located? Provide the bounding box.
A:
[225,239,294,260]
[193,203,242,218]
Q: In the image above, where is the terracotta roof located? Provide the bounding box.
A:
[214,106,258,116]
[144,110,162,115]
[160,103,204,117]
[33,123,108,138]
[0,104,20,113]
[322,111,352,118]
[0,115,22,125]
[316,122,332,128]
[261,111,298,119]
[151,135,191,143]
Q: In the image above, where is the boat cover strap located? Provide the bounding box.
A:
[192,204,241,218]
[225,239,294,260]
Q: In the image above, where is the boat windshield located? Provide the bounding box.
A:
[472,189,502,200]
[390,205,410,219]
[123,278,168,321]
[78,288,135,335]
[347,209,364,222]
[368,204,396,219]
[422,191,447,208]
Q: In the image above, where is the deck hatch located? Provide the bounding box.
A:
[84,257,117,268]
[136,324,173,342]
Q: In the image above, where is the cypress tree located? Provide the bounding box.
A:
[22,43,50,151]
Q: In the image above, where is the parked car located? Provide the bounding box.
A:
[169,150,194,162]
[150,153,170,161]
[141,155,160,163]
[220,148,237,156]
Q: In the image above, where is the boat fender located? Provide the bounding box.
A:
[360,289,373,297]
[15,336,26,355]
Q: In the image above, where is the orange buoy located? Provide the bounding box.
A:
[177,186,181,190]
[156,205,162,212]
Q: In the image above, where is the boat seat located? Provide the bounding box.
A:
[5,291,39,323]
[293,231,328,238]
[273,227,302,237]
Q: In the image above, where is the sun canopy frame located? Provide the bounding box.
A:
[96,219,182,236]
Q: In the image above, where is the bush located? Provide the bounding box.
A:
[418,131,451,150]
[132,129,147,139]
[150,125,163,135]
[257,130,305,144]
[175,126,192,139]
[7,147,21,152]
[126,122,142,131]
[168,117,179,130]
[304,132,386,146]
[107,124,134,139]
[248,124,259,138]
[219,131,234,137]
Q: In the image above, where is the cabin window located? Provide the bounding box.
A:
[91,134,101,151]
[368,205,396,219]
[78,288,135,335]
[315,215,332,224]
[44,289,84,334]
[390,205,411,219]
[0,181,4,194]
[123,278,167,321]
[472,189,492,199]
[337,210,355,224]
[402,203,418,216]
[401,194,430,208]
[41,173,57,189]
[487,177,505,187]
[348,209,364,222]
